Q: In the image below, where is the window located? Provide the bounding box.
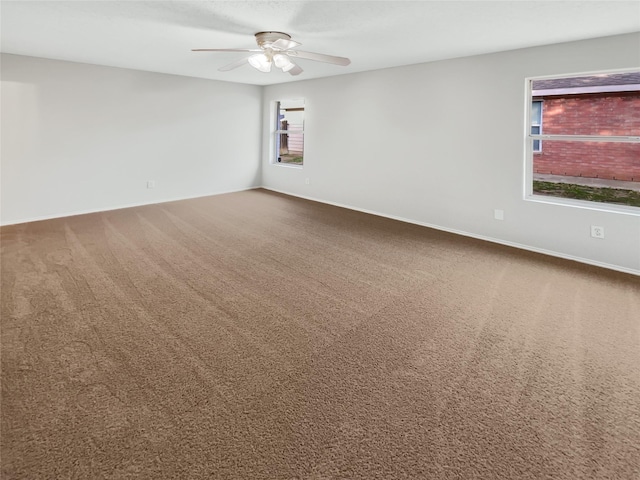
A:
[274,99,304,166]
[531,100,542,152]
[526,70,640,210]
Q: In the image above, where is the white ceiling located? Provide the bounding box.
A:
[2,1,639,86]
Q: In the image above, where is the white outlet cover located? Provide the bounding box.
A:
[494,209,504,220]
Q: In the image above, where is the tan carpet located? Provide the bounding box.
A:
[1,189,639,479]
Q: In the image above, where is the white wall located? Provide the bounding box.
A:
[1,54,262,225]
[262,33,640,274]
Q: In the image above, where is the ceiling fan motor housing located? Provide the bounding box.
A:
[255,31,291,48]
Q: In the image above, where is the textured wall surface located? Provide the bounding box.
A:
[1,54,263,225]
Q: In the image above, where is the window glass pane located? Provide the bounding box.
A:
[531,126,540,135]
[532,73,639,136]
[532,139,640,206]
[274,99,304,165]
[276,133,304,164]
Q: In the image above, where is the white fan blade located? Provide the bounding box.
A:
[287,50,350,66]
[271,38,301,51]
[192,48,261,53]
[218,57,249,72]
[288,64,303,76]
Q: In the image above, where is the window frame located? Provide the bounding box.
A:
[524,68,640,214]
[272,99,305,168]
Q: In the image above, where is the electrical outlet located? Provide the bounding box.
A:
[494,209,504,220]
[305,178,310,185]
[591,225,605,239]
[147,180,156,189]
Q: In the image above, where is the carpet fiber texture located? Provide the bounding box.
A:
[1,189,639,479]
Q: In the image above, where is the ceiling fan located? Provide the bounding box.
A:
[192,31,351,76]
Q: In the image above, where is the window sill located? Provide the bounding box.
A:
[271,163,303,169]
[525,194,640,216]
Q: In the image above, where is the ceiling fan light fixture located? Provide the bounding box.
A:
[273,53,295,72]
[248,53,271,73]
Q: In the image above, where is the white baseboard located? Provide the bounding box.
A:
[0,186,260,227]
[261,187,639,277]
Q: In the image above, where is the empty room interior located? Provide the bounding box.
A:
[2,1,640,478]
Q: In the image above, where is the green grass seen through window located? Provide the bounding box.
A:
[533,181,640,207]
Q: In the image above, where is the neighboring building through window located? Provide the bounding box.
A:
[531,100,542,152]
[274,99,304,165]
[526,70,640,209]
